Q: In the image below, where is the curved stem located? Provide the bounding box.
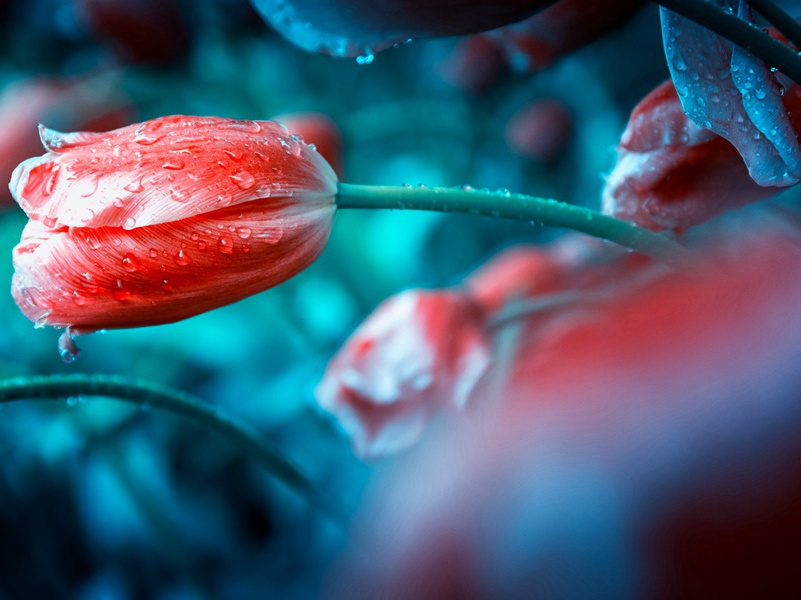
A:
[651,0,801,85]
[0,374,346,524]
[750,0,801,50]
[488,291,595,330]
[336,183,693,268]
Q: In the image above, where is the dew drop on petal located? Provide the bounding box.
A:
[162,279,173,291]
[122,252,140,272]
[162,159,185,170]
[71,291,86,306]
[174,249,192,266]
[262,227,284,245]
[224,148,244,161]
[230,170,256,190]
[58,330,81,364]
[236,226,252,239]
[124,177,145,193]
[122,217,137,230]
[218,236,234,254]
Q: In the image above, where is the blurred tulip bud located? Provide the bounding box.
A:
[315,290,491,459]
[466,245,567,313]
[489,0,644,73]
[328,221,801,599]
[0,76,131,208]
[504,98,573,162]
[76,0,189,63]
[435,35,509,94]
[11,115,337,334]
[274,112,344,179]
[602,79,801,231]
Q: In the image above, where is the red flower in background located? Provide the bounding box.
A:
[11,115,337,334]
[315,289,491,459]
[76,0,189,63]
[503,98,573,163]
[0,76,131,208]
[602,79,801,231]
[274,112,344,179]
[484,0,644,74]
[326,217,801,599]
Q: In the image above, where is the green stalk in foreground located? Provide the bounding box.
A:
[0,374,345,524]
[336,183,693,268]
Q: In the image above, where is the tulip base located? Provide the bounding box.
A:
[335,183,693,267]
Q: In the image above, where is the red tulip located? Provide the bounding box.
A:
[315,289,491,459]
[602,79,801,231]
[504,98,573,162]
[465,244,567,313]
[11,115,337,334]
[327,219,801,599]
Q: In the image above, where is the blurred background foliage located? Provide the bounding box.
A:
[0,1,707,598]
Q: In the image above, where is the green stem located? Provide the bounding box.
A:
[0,374,345,524]
[335,183,692,267]
[651,0,801,85]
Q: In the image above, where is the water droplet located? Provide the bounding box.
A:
[122,217,137,230]
[162,159,185,170]
[230,170,255,190]
[169,187,188,202]
[80,178,99,198]
[356,51,375,65]
[134,127,163,145]
[72,291,86,306]
[236,226,252,239]
[197,240,207,250]
[162,279,173,291]
[58,330,80,364]
[218,236,234,254]
[224,148,244,161]
[262,227,284,245]
[124,177,144,193]
[174,249,192,266]
[122,253,140,272]
[80,208,96,222]
[84,235,102,250]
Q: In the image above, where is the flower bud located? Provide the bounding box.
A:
[10,115,337,334]
[315,289,491,459]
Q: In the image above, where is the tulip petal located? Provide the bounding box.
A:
[12,197,335,334]
[11,116,337,230]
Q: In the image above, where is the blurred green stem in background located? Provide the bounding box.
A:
[0,374,346,525]
[336,183,693,268]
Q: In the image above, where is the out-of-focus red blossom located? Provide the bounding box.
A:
[504,98,573,162]
[326,220,801,599]
[315,290,491,459]
[11,115,337,334]
[75,0,189,63]
[459,0,644,75]
[274,112,344,179]
[603,79,801,231]
[0,77,131,208]
[435,36,509,94]
[465,244,567,313]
